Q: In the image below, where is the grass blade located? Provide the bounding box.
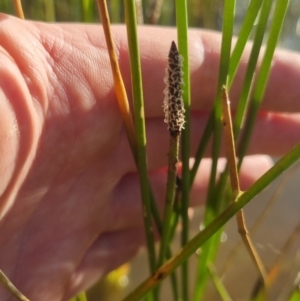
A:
[81,0,94,22]
[44,0,56,22]
[97,0,137,156]
[207,263,233,301]
[222,87,267,282]
[238,0,290,162]
[190,114,214,186]
[193,0,236,300]
[233,0,273,138]
[123,0,156,275]
[110,0,121,23]
[174,0,191,299]
[251,220,300,298]
[158,41,185,268]
[0,270,29,301]
[13,0,24,19]
[221,162,299,276]
[97,3,156,295]
[149,0,164,24]
[122,142,300,301]
[191,0,262,192]
[228,0,262,87]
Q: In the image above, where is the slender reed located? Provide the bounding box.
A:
[193,1,236,300]
[123,0,156,275]
[158,41,185,267]
[149,0,164,24]
[96,0,137,156]
[97,6,176,291]
[97,2,157,288]
[110,0,121,23]
[174,1,191,299]
[81,0,94,22]
[44,0,55,22]
[238,0,290,163]
[121,141,300,301]
[228,0,262,87]
[263,221,300,293]
[233,0,273,139]
[13,0,24,19]
[191,0,261,189]
[221,162,300,276]
[135,0,144,24]
[0,270,29,301]
[207,263,233,301]
[221,87,267,283]
[97,0,162,230]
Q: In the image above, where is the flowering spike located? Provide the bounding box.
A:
[163,41,185,136]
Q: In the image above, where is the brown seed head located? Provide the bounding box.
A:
[163,41,185,136]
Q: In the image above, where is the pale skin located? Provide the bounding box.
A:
[0,14,300,301]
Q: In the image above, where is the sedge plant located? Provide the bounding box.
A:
[1,1,299,301]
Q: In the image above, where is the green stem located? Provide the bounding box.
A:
[0,270,29,301]
[44,0,55,21]
[233,0,273,138]
[81,0,94,22]
[238,0,290,163]
[122,142,300,301]
[124,0,156,275]
[110,0,121,23]
[228,0,263,87]
[158,134,180,267]
[193,0,236,299]
[150,190,179,300]
[208,263,233,301]
[190,113,214,186]
[174,1,190,300]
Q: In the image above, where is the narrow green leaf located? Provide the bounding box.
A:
[208,263,233,301]
[44,0,55,21]
[81,0,94,22]
[238,0,290,162]
[174,1,191,300]
[228,0,263,87]
[287,288,300,301]
[193,0,236,300]
[110,0,121,23]
[233,0,273,138]
[122,142,300,301]
[124,0,156,276]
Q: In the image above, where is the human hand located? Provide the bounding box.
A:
[0,14,300,301]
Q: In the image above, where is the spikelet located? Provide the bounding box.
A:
[163,41,185,136]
